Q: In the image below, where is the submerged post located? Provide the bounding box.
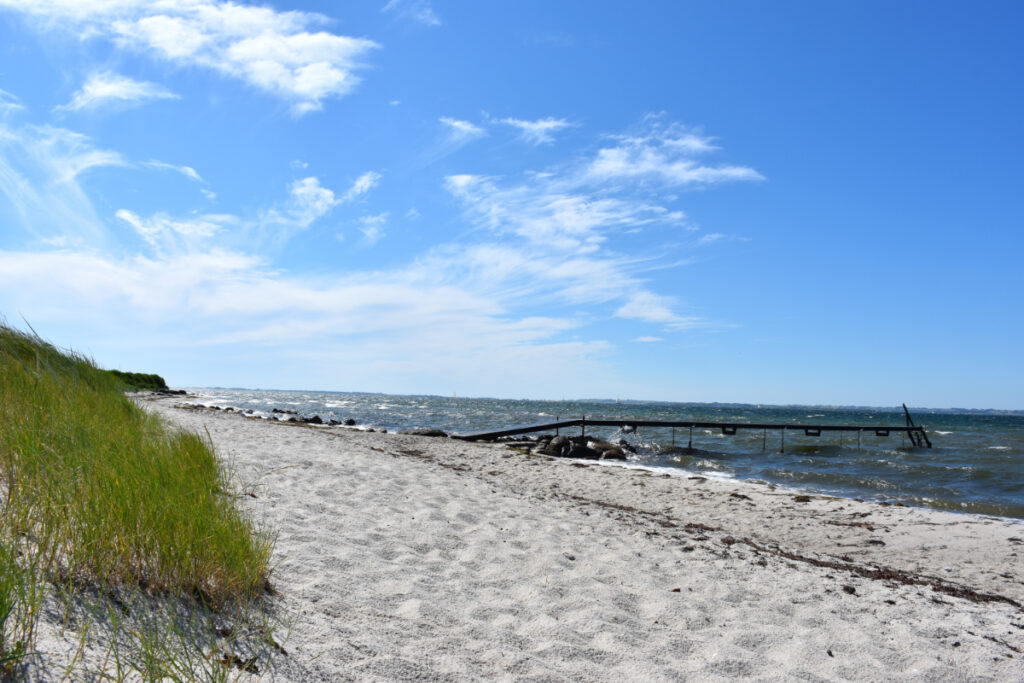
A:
[688,425,693,450]
[780,427,785,453]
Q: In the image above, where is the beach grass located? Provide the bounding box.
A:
[0,322,276,677]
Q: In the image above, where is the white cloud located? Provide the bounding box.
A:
[694,232,724,246]
[614,291,701,329]
[0,123,131,247]
[442,117,759,328]
[444,173,675,252]
[26,125,127,182]
[0,246,620,396]
[382,0,440,27]
[142,159,203,182]
[0,88,24,115]
[57,71,178,111]
[358,212,388,245]
[288,176,338,227]
[633,336,664,343]
[500,117,571,145]
[1,1,379,115]
[584,121,764,186]
[440,117,485,145]
[115,208,225,248]
[341,170,381,202]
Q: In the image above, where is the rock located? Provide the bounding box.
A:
[272,408,298,415]
[400,428,448,438]
[566,445,601,460]
[615,438,637,453]
[599,447,626,460]
[587,439,616,452]
[328,419,341,426]
[344,418,356,426]
[303,415,323,425]
[536,435,569,457]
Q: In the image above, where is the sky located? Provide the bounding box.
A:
[0,1,1021,409]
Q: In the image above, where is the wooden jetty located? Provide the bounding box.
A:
[455,403,932,449]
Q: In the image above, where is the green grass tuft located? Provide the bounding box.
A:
[0,321,276,676]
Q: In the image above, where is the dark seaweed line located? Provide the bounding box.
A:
[558,493,1021,610]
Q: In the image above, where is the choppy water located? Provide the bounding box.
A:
[185,388,1024,520]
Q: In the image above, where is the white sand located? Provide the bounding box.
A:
[33,397,1024,680]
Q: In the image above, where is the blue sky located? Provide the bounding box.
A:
[0,1,1021,409]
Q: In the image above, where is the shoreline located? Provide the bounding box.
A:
[174,394,1024,521]
[135,394,1024,680]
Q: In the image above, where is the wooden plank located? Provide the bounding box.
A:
[455,418,931,446]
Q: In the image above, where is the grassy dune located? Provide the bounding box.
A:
[0,323,275,678]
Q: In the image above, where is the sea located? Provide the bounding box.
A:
[184,388,1024,521]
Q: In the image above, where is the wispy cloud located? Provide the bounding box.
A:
[382,0,441,27]
[1,1,379,115]
[0,88,24,115]
[115,208,227,249]
[0,111,755,393]
[584,118,764,186]
[56,71,178,112]
[357,212,388,245]
[341,170,381,202]
[440,117,486,145]
[443,116,761,328]
[0,122,126,246]
[28,125,128,182]
[500,117,572,145]
[445,173,671,253]
[287,176,339,228]
[614,291,701,329]
[633,336,664,343]
[0,246,616,395]
[142,160,203,183]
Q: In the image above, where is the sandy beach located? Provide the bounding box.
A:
[33,396,1024,680]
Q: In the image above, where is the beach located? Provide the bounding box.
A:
[118,396,1020,681]
[32,395,1023,680]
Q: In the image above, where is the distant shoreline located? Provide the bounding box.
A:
[185,387,1024,415]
